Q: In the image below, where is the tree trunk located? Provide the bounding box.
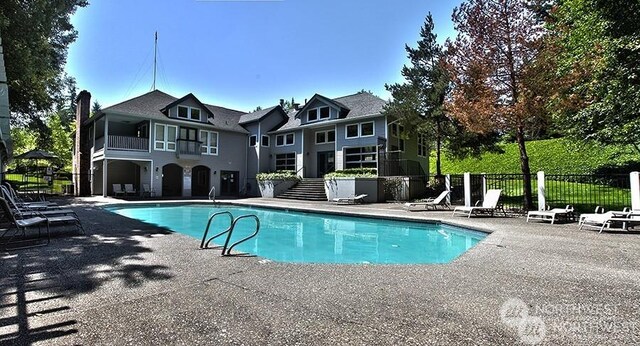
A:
[515,127,533,210]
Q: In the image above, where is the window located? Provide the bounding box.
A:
[249,135,257,147]
[346,124,359,138]
[276,133,294,146]
[391,123,404,137]
[418,134,428,157]
[275,153,296,171]
[261,135,270,147]
[319,107,330,119]
[177,105,201,121]
[360,122,374,137]
[200,130,219,155]
[316,130,336,144]
[344,146,378,169]
[308,109,318,122]
[154,124,177,151]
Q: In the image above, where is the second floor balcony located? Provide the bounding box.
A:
[177,139,202,157]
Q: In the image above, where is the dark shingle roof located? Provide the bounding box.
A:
[238,105,279,125]
[99,90,247,133]
[270,92,387,132]
[333,92,387,119]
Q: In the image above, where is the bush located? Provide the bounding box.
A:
[432,138,640,175]
[324,168,377,179]
[256,171,300,182]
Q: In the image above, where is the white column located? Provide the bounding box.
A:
[102,159,108,197]
[445,174,451,206]
[630,171,640,210]
[537,171,546,211]
[481,172,487,197]
[464,172,471,207]
[104,116,109,150]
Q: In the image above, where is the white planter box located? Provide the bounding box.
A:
[258,179,297,198]
[324,177,384,203]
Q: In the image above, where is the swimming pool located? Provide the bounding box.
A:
[106,204,487,264]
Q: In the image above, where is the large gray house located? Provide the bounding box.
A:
[73,89,429,198]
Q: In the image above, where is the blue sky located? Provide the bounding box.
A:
[66,0,461,112]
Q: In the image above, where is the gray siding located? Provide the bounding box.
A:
[335,117,385,170]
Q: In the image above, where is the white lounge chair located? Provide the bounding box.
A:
[113,184,125,197]
[333,194,368,205]
[404,190,451,211]
[526,205,575,224]
[579,210,640,233]
[124,184,137,196]
[578,206,608,226]
[452,189,504,218]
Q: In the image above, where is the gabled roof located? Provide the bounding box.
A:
[160,93,214,118]
[295,94,350,119]
[238,105,287,125]
[97,90,247,133]
[270,92,387,133]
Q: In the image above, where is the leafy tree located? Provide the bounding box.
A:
[445,0,549,210]
[91,100,102,116]
[252,106,262,112]
[384,13,500,177]
[48,111,74,170]
[0,0,87,133]
[549,0,640,152]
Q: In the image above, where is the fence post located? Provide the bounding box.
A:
[481,172,487,197]
[445,174,451,206]
[464,172,471,207]
[631,172,640,210]
[537,171,546,211]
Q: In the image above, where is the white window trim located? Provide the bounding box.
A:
[315,129,336,144]
[342,145,378,169]
[154,124,177,152]
[307,106,331,123]
[345,124,360,139]
[200,130,219,156]
[249,135,257,147]
[177,105,201,121]
[418,133,428,157]
[261,135,270,147]
[276,133,295,147]
[360,121,375,138]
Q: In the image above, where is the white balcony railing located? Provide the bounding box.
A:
[107,135,149,151]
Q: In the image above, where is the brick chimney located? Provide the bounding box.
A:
[74,90,91,196]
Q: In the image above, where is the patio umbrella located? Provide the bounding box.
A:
[14,149,58,160]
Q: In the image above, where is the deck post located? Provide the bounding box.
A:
[631,172,640,210]
[464,172,471,207]
[445,174,451,206]
[537,171,545,211]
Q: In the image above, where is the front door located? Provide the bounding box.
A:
[317,151,335,177]
[191,165,210,197]
[220,171,239,196]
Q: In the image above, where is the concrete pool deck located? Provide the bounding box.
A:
[1,197,640,345]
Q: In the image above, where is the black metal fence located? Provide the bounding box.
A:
[443,172,632,214]
[2,170,86,196]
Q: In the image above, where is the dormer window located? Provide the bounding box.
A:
[307,106,330,122]
[177,105,201,121]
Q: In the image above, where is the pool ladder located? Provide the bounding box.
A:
[200,211,260,256]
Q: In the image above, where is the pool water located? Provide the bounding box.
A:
[106,204,487,264]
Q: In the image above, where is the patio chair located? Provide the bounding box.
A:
[2,183,56,209]
[526,205,575,224]
[578,206,610,226]
[579,210,640,233]
[124,184,137,196]
[333,194,368,205]
[452,189,504,218]
[113,184,125,197]
[142,184,155,197]
[3,189,79,220]
[0,197,51,248]
[404,190,451,211]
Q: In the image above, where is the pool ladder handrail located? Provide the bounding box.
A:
[208,186,216,202]
[200,212,260,256]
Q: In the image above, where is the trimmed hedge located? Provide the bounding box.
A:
[256,171,300,181]
[432,138,640,175]
[324,168,377,179]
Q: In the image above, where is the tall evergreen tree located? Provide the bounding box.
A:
[385,13,500,177]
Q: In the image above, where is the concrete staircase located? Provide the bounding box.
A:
[276,178,327,201]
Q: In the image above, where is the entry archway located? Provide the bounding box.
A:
[162,163,183,197]
[191,165,210,197]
